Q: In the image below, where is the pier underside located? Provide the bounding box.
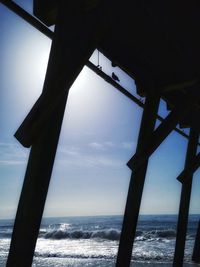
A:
[1,1,200,266]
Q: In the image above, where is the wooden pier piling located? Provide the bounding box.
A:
[173,127,199,267]
[116,93,160,267]
[6,1,106,265]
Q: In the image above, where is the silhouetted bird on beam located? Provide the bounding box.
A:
[112,72,120,82]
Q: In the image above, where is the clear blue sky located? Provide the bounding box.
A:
[0,1,200,219]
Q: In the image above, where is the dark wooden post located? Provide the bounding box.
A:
[192,220,200,263]
[6,2,106,266]
[173,126,199,267]
[116,93,160,267]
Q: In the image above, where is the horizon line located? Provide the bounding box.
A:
[1,213,200,221]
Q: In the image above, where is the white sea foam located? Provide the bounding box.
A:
[0,215,198,266]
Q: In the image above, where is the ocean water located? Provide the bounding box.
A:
[0,215,199,267]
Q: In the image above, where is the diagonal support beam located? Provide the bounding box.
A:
[173,126,199,267]
[177,152,200,183]
[127,91,200,171]
[14,0,110,148]
[6,1,108,266]
[116,93,160,267]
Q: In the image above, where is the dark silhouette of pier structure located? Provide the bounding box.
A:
[1,0,200,266]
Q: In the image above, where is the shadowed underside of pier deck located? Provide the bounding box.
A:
[2,1,200,267]
[33,0,200,129]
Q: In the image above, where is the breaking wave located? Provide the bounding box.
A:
[40,228,177,241]
[42,229,120,240]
